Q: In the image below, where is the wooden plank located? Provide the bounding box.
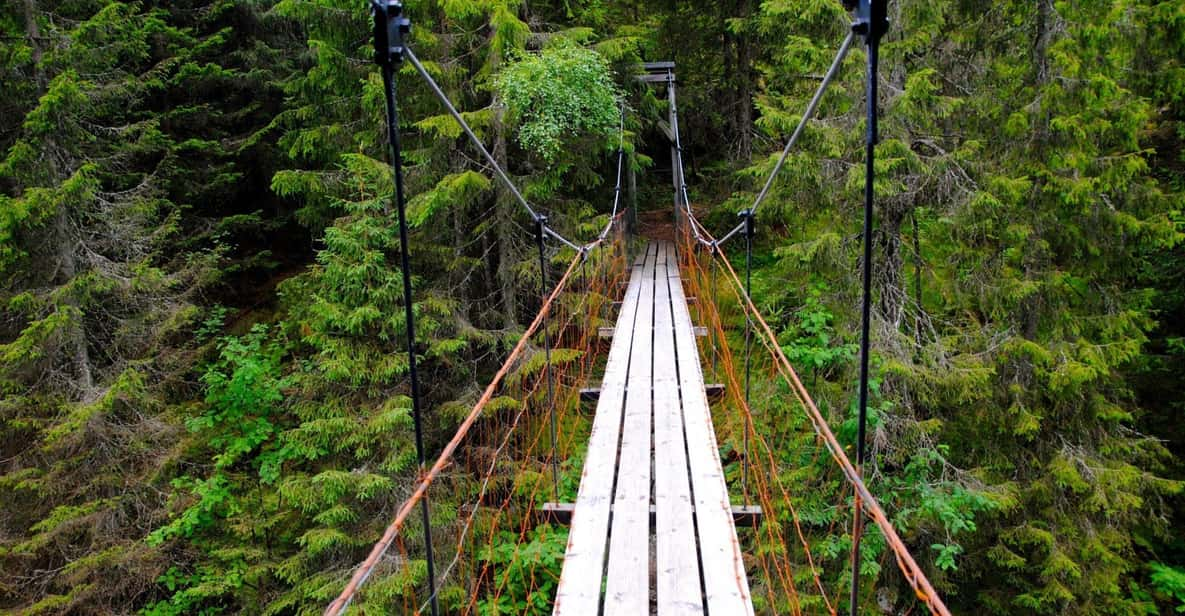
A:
[653,247,704,616]
[614,296,695,308]
[598,325,707,339]
[665,242,756,616]
[554,244,649,615]
[603,243,657,613]
[538,503,763,528]
[578,382,721,404]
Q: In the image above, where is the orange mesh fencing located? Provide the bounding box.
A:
[679,217,951,616]
[325,219,632,615]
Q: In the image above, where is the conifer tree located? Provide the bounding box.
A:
[0,1,296,612]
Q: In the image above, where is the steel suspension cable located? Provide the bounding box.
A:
[667,72,710,249]
[750,31,854,219]
[684,246,834,614]
[592,105,628,245]
[684,212,950,613]
[536,217,559,499]
[407,43,626,255]
[327,11,632,614]
[693,32,856,249]
[741,210,754,498]
[404,46,587,252]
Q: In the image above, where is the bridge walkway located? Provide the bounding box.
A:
[553,241,754,616]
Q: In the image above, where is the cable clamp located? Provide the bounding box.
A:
[848,0,889,42]
[372,1,411,66]
[738,208,756,240]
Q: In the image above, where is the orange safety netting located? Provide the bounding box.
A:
[325,218,633,615]
[679,217,951,616]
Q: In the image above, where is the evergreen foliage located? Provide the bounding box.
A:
[0,0,1182,613]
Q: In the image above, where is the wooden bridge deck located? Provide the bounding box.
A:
[553,241,754,616]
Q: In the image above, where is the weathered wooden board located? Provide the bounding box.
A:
[553,244,649,615]
[653,249,704,616]
[603,243,657,612]
[664,242,755,616]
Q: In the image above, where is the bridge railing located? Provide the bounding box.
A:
[323,223,630,615]
[679,222,951,616]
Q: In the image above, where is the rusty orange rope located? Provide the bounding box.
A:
[324,250,586,616]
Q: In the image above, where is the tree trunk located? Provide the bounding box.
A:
[1034,0,1054,86]
[451,156,466,296]
[23,0,43,73]
[1032,0,1055,144]
[723,26,737,139]
[911,210,923,346]
[493,102,518,329]
[53,208,94,394]
[29,0,92,394]
[875,205,907,331]
[481,224,495,320]
[875,40,910,334]
[734,0,753,160]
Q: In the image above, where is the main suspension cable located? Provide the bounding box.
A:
[750,31,854,219]
[667,71,710,249]
[404,45,588,251]
[406,45,628,255]
[592,105,628,245]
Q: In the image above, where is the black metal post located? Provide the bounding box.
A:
[710,246,719,377]
[740,209,755,500]
[629,149,638,238]
[849,1,887,614]
[373,3,438,615]
[536,215,560,498]
[668,70,680,243]
[581,252,588,292]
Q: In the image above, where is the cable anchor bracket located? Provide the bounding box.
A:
[848,0,889,42]
[372,0,411,66]
[738,208,756,240]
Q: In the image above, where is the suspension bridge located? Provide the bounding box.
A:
[323,2,949,615]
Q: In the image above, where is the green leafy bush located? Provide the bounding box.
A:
[476,524,568,615]
[494,43,620,163]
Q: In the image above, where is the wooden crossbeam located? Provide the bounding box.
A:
[538,503,763,528]
[599,325,707,338]
[579,383,724,402]
[614,296,695,308]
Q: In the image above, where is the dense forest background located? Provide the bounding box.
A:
[1,0,1183,614]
